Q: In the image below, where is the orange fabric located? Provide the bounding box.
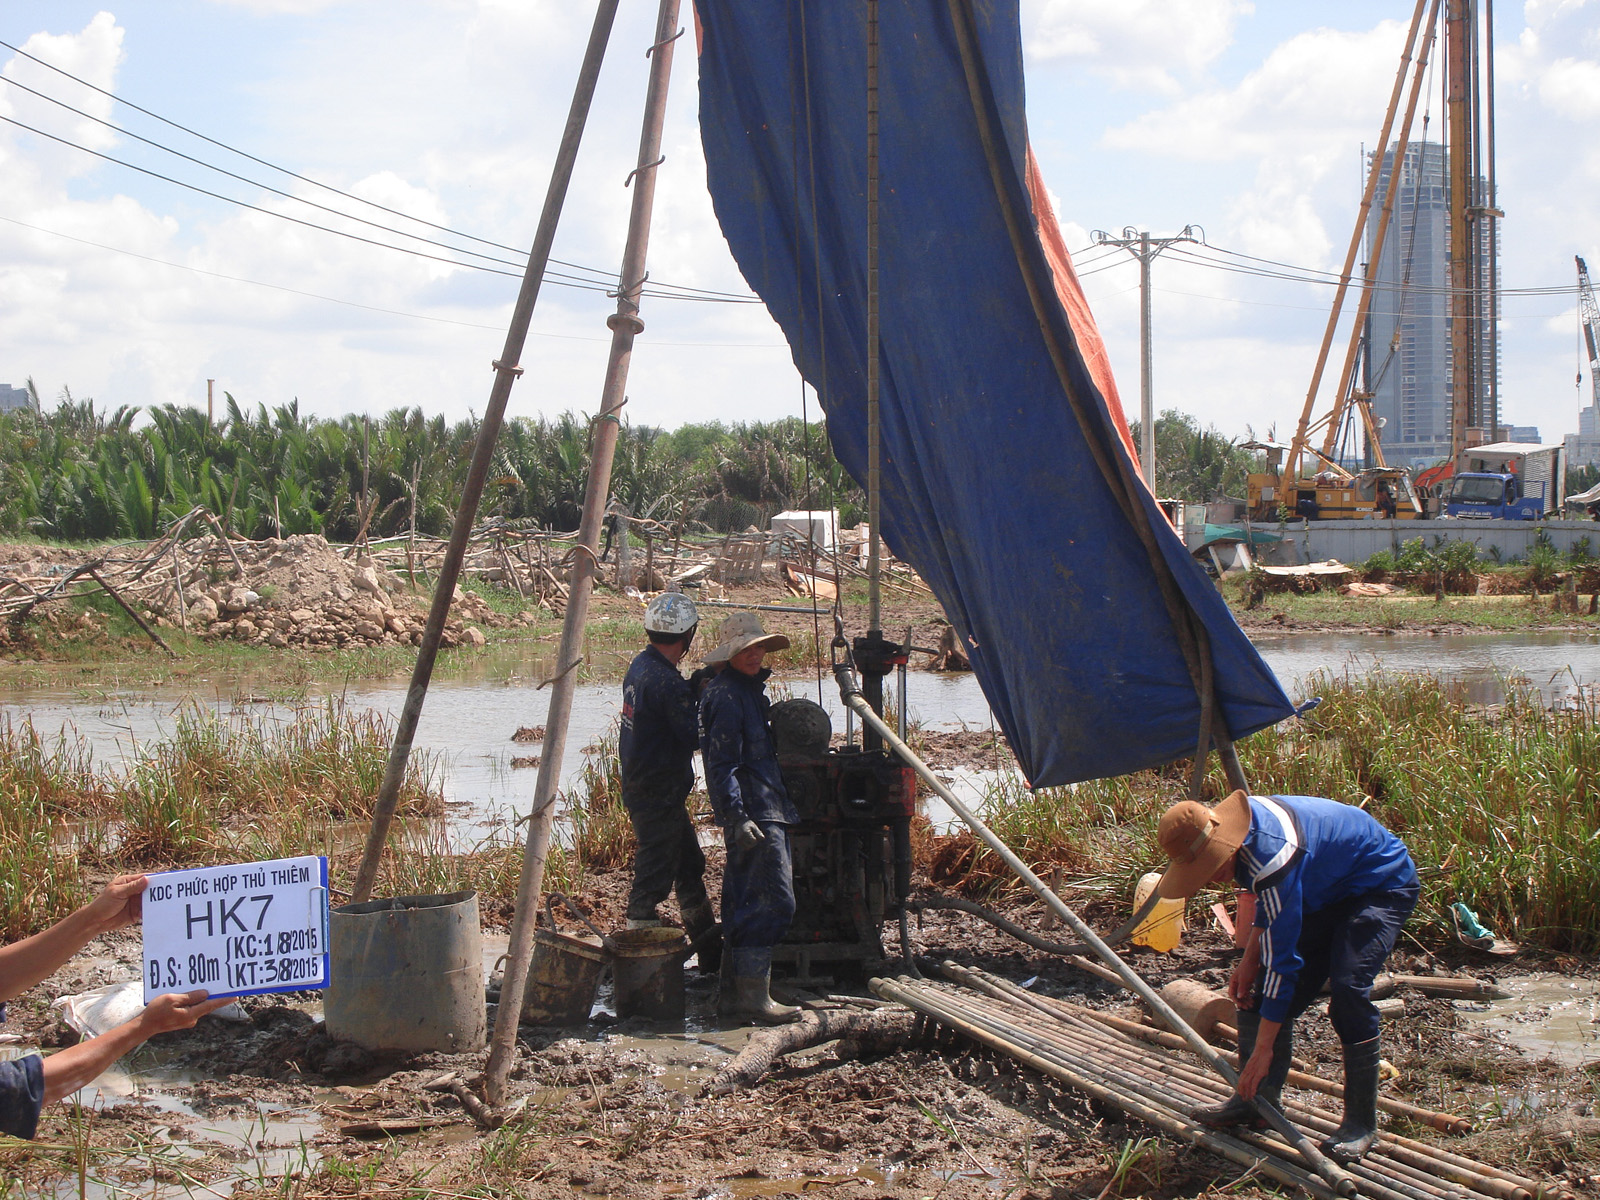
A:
[1024,144,1141,471]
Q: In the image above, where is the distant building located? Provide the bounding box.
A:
[1365,142,1498,467]
[0,384,33,413]
[1508,425,1541,443]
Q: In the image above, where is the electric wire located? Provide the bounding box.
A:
[0,32,751,300]
[0,48,757,303]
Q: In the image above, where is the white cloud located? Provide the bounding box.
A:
[1024,0,1253,92]
[1539,57,1600,118]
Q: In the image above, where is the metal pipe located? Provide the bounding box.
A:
[874,977,1338,1200]
[838,666,1355,1195]
[483,0,682,1108]
[865,0,882,638]
[349,0,621,905]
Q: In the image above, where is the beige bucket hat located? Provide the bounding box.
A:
[706,611,789,664]
[1155,789,1251,899]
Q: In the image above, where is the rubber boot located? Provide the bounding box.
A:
[719,949,799,1025]
[680,895,722,975]
[1321,1038,1382,1163]
[1193,1010,1294,1129]
[730,968,800,1025]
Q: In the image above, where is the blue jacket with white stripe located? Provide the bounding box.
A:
[1235,795,1418,1025]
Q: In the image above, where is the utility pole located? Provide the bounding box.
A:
[1090,225,1200,493]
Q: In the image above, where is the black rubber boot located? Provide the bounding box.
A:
[680,896,722,975]
[1322,1037,1382,1163]
[1193,1010,1294,1129]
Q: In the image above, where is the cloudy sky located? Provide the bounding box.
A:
[3,1,1599,446]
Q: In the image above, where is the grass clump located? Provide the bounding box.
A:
[1239,669,1600,952]
[0,701,447,939]
[917,670,1600,954]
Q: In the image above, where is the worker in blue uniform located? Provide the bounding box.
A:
[619,592,720,967]
[1155,790,1419,1163]
[1,876,231,1139]
[698,612,799,1024]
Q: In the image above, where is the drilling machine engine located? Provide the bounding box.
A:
[766,698,917,985]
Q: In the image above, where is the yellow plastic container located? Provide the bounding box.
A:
[1131,871,1186,953]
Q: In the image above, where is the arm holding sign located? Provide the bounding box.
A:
[0,875,148,1004]
[39,990,233,1104]
[0,875,232,1140]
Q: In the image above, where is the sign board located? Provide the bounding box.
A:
[141,856,330,1002]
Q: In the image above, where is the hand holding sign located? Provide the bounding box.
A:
[141,857,330,1002]
[81,874,150,936]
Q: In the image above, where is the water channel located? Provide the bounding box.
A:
[3,631,1598,836]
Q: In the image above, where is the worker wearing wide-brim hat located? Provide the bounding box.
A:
[697,612,799,1024]
[1155,790,1418,1164]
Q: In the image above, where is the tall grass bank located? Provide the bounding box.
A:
[922,671,1600,954]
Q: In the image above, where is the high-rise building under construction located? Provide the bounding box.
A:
[1365,141,1499,467]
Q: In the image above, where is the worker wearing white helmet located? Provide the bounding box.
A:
[619,592,720,966]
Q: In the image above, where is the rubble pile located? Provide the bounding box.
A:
[140,535,539,650]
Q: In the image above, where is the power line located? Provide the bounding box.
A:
[0,211,788,347]
[0,37,760,304]
[0,111,760,304]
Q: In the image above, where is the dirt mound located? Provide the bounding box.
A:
[137,534,536,650]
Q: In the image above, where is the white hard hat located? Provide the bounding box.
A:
[644,591,699,635]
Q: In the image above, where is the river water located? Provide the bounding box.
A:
[3,631,1596,833]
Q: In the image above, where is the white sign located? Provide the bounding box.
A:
[142,856,330,1002]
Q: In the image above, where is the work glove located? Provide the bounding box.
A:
[732,818,766,853]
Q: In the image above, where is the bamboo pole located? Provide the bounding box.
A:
[349,0,622,905]
[836,666,1355,1195]
[482,0,683,1108]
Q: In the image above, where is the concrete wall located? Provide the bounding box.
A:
[1255,519,1600,566]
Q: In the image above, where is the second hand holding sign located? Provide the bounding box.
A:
[142,855,331,1002]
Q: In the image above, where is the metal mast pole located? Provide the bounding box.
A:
[350,0,621,905]
[483,0,682,1107]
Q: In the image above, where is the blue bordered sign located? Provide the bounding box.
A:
[141,856,330,1002]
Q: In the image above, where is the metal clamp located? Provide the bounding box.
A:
[491,359,525,377]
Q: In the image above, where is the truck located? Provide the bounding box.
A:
[1439,442,1565,521]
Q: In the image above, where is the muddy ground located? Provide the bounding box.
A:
[4,872,1597,1200]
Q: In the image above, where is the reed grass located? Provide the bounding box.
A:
[0,701,448,938]
[918,669,1600,954]
[569,725,636,871]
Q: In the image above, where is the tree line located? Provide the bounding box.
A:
[0,389,1264,545]
[0,387,866,544]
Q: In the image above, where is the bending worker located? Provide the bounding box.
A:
[698,612,799,1025]
[2,876,231,1139]
[1155,790,1418,1163]
[620,592,719,965]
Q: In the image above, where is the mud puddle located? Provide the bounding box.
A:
[1456,972,1600,1065]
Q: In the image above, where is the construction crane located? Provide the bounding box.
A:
[1579,255,1600,411]
[1248,0,1437,522]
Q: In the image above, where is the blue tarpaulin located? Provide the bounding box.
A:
[694,0,1294,786]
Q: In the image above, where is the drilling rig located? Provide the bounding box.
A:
[1580,256,1600,416]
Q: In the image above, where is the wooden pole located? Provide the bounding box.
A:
[349,0,622,905]
[484,0,683,1106]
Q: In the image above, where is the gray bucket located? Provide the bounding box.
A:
[522,928,606,1025]
[611,926,687,1021]
[325,890,486,1054]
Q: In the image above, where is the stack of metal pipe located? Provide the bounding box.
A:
[871,964,1569,1200]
